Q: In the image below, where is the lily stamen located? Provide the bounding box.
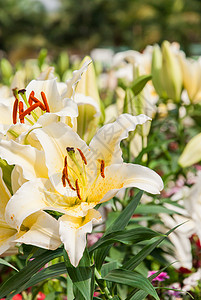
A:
[28,91,34,106]
[77,148,87,165]
[30,94,46,111]
[12,98,18,124]
[19,101,24,123]
[100,159,105,178]
[41,91,50,112]
[19,102,41,119]
[75,179,82,200]
[62,156,76,191]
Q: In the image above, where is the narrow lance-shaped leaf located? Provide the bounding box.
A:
[131,75,152,96]
[0,248,63,298]
[104,269,159,300]
[93,191,143,270]
[122,222,186,271]
[63,248,92,300]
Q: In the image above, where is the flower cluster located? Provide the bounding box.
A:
[0,56,163,268]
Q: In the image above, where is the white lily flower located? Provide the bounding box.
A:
[0,61,93,139]
[0,168,61,255]
[3,114,163,266]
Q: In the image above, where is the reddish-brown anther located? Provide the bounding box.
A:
[28,91,34,106]
[12,98,18,124]
[100,160,105,178]
[77,148,87,165]
[19,101,24,123]
[41,91,50,112]
[19,102,41,119]
[75,179,82,200]
[30,93,46,111]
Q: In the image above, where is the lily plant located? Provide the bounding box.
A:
[0,113,163,267]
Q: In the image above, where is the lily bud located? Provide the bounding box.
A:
[152,41,182,102]
[0,58,13,85]
[179,55,201,103]
[75,56,101,142]
[152,45,167,99]
[161,41,182,102]
[179,133,201,167]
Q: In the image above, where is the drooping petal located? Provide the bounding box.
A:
[89,114,151,166]
[88,163,163,204]
[59,209,101,267]
[15,211,61,250]
[0,139,48,180]
[64,60,92,99]
[5,179,49,229]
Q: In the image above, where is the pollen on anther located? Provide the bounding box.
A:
[41,91,50,112]
[77,148,87,165]
[100,160,105,178]
[12,98,18,124]
[19,101,24,123]
[75,179,82,200]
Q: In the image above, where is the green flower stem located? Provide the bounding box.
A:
[95,268,113,299]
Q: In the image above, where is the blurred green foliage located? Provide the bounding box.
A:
[0,0,201,60]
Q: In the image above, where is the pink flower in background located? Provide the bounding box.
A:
[148,271,169,282]
[87,233,103,247]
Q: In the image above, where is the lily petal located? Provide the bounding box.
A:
[59,209,101,267]
[64,60,92,99]
[15,211,61,250]
[25,79,62,113]
[0,139,48,180]
[90,163,164,204]
[89,114,151,166]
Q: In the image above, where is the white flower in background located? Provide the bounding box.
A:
[1,114,163,266]
[183,172,201,241]
[182,269,201,291]
[0,168,61,255]
[179,54,201,103]
[159,173,201,269]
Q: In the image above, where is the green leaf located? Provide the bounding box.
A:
[127,263,174,300]
[44,291,61,300]
[129,290,147,300]
[122,223,184,271]
[104,269,159,300]
[0,258,19,272]
[90,227,161,252]
[135,204,176,215]
[67,276,74,299]
[63,248,92,300]
[0,248,63,298]
[131,75,152,96]
[94,191,143,270]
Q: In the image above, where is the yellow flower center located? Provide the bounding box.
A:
[61,147,105,203]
